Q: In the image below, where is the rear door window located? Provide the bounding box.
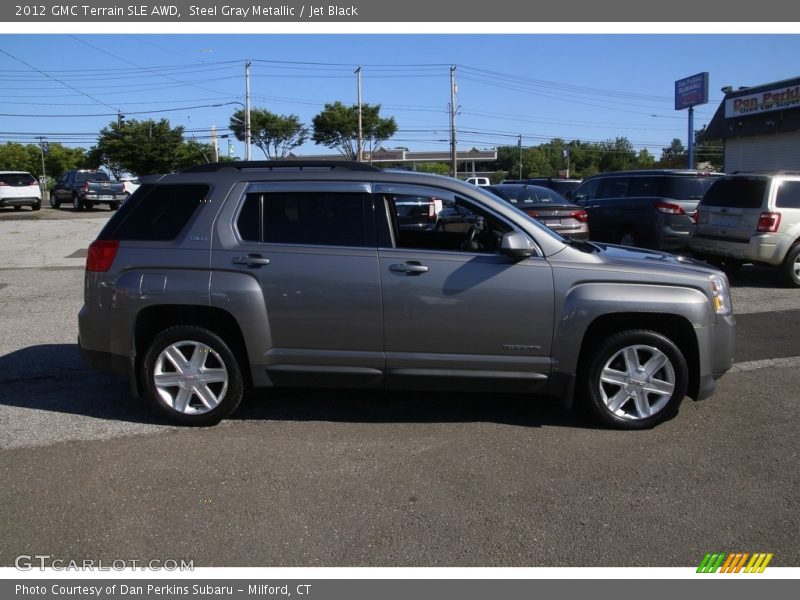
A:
[236,191,373,248]
[627,177,661,198]
[700,178,766,208]
[597,177,629,199]
[775,181,800,209]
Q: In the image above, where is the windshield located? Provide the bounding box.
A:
[75,171,111,183]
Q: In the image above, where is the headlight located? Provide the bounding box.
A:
[709,273,732,315]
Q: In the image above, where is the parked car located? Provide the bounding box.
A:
[569,169,722,250]
[689,171,800,287]
[485,183,589,239]
[50,169,128,211]
[502,177,582,196]
[465,176,490,186]
[0,171,41,211]
[79,160,734,430]
[119,177,141,198]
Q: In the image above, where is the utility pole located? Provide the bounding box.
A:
[245,61,252,161]
[518,135,523,179]
[687,106,695,169]
[356,66,363,162]
[36,136,47,196]
[449,65,458,179]
[211,126,219,162]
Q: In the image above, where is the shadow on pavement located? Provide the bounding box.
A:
[0,343,596,430]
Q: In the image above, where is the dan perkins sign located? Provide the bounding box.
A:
[725,83,800,118]
[675,72,709,110]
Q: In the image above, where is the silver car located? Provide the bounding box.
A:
[78,161,735,429]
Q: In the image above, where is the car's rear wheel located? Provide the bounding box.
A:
[32,201,41,211]
[618,229,639,247]
[50,193,60,209]
[142,326,244,426]
[781,243,800,288]
[582,330,688,429]
[109,201,119,211]
[73,193,83,211]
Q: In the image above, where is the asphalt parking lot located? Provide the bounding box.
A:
[1,207,798,568]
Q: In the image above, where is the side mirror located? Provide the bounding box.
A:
[500,231,535,258]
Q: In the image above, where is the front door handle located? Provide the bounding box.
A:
[389,262,429,275]
[232,254,271,267]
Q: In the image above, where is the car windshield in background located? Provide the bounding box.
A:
[0,173,37,186]
[663,175,720,200]
[486,185,568,205]
[701,177,767,208]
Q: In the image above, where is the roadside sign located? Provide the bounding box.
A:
[675,72,709,110]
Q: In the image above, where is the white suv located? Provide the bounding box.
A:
[690,171,800,287]
[0,171,41,211]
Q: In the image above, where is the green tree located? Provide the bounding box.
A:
[0,142,87,182]
[230,108,309,159]
[694,126,723,171]
[312,101,397,160]
[598,137,639,172]
[95,118,188,175]
[659,138,687,169]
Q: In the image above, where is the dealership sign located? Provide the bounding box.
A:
[675,72,709,110]
[725,84,800,118]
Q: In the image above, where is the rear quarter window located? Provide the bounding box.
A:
[99,183,210,241]
[700,178,766,208]
[775,181,800,209]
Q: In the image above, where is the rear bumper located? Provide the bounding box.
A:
[690,233,790,266]
[0,196,40,207]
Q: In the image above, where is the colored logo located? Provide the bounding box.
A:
[697,553,773,573]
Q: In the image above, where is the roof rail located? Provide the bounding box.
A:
[730,169,800,175]
[181,160,382,173]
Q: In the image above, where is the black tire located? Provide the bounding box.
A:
[781,243,800,288]
[707,257,743,276]
[141,325,244,426]
[50,193,60,209]
[32,201,41,211]
[13,206,22,211]
[581,330,688,430]
[109,201,120,211]
[73,193,83,211]
[618,228,639,247]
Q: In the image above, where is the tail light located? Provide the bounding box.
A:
[757,212,781,233]
[525,210,539,218]
[82,182,90,193]
[86,240,119,272]
[654,201,685,215]
[568,209,589,223]
[691,210,699,225]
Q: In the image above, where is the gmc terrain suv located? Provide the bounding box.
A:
[689,171,800,287]
[78,161,735,429]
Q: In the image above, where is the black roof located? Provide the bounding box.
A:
[701,75,800,141]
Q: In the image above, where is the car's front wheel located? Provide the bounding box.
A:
[141,326,244,426]
[50,193,60,209]
[583,330,688,429]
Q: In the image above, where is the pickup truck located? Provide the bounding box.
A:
[50,169,128,211]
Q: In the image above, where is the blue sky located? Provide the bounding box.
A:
[1,34,799,160]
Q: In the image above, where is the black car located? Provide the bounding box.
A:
[485,184,589,239]
[501,177,582,196]
[569,169,722,250]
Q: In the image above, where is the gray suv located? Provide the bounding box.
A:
[78,161,735,429]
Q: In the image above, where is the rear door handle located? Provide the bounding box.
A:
[232,254,271,267]
[389,262,429,274]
